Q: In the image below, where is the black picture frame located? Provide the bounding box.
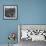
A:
[3,5,18,20]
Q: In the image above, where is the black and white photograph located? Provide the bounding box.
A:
[3,5,17,20]
[18,24,46,46]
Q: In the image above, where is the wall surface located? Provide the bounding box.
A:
[0,0,46,45]
[20,0,46,24]
[0,0,19,44]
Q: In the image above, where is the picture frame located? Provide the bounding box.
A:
[3,5,18,20]
[18,24,46,41]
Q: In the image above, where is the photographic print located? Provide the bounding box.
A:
[18,24,46,41]
[3,5,17,20]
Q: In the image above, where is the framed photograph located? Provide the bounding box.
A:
[18,24,46,42]
[3,5,17,20]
